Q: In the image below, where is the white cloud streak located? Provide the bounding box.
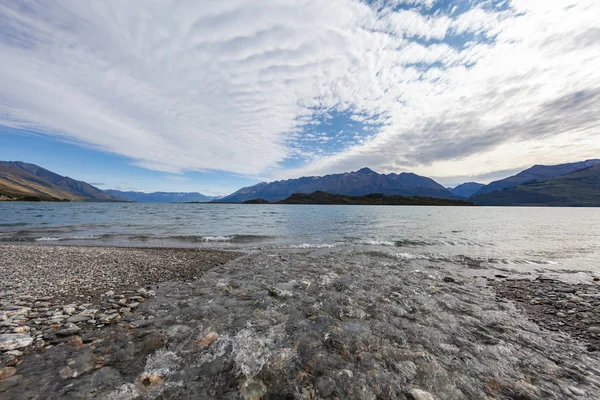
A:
[0,0,599,182]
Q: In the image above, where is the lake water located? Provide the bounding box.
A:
[0,202,599,275]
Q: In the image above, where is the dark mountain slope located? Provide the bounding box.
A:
[219,167,453,203]
[475,159,600,197]
[472,165,600,206]
[0,161,125,201]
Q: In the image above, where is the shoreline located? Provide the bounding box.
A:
[2,244,600,398]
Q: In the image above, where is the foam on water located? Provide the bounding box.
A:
[287,243,340,249]
[35,235,102,241]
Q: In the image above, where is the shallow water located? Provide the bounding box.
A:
[0,202,599,274]
[6,248,600,399]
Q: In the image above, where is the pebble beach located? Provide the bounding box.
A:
[2,244,600,399]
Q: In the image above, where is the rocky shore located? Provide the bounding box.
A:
[0,244,240,396]
[2,245,600,399]
[493,277,600,352]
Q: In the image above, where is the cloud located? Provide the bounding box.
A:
[0,0,599,183]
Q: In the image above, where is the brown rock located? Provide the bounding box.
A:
[0,367,17,380]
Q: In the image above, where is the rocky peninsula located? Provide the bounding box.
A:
[2,244,600,399]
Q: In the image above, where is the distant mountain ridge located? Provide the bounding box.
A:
[472,164,600,206]
[474,159,600,197]
[218,167,454,203]
[104,190,219,203]
[450,182,484,198]
[0,161,125,201]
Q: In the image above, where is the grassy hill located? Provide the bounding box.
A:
[0,161,125,202]
[472,165,600,206]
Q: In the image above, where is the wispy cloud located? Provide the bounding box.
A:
[0,0,598,182]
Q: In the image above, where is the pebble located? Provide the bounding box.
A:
[129,320,153,328]
[409,388,435,400]
[0,334,34,351]
[0,374,22,392]
[63,306,76,315]
[67,315,91,323]
[0,367,17,380]
[56,324,81,337]
[587,326,600,334]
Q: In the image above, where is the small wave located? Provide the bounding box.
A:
[359,240,395,246]
[201,236,233,242]
[0,223,28,227]
[492,258,559,266]
[287,243,340,249]
[35,236,102,241]
[170,235,272,243]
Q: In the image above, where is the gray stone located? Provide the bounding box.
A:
[165,324,192,339]
[138,288,156,298]
[587,326,600,334]
[0,374,22,393]
[0,333,33,350]
[91,367,122,389]
[56,324,81,337]
[62,305,76,315]
[409,388,435,400]
[129,320,153,328]
[67,315,91,323]
[102,383,140,400]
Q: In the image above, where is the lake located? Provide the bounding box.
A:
[1,202,598,274]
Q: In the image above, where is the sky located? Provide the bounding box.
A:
[0,0,599,194]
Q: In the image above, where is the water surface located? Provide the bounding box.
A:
[1,202,598,274]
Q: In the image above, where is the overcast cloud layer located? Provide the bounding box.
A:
[1,0,599,182]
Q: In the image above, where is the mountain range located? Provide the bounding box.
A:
[0,161,124,201]
[473,159,600,197]
[103,190,219,203]
[472,164,600,206]
[1,159,598,206]
[218,167,454,203]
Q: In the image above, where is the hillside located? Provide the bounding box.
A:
[474,159,600,197]
[0,161,125,201]
[219,167,453,203]
[104,190,218,203]
[241,191,473,206]
[450,182,484,198]
[472,165,600,206]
